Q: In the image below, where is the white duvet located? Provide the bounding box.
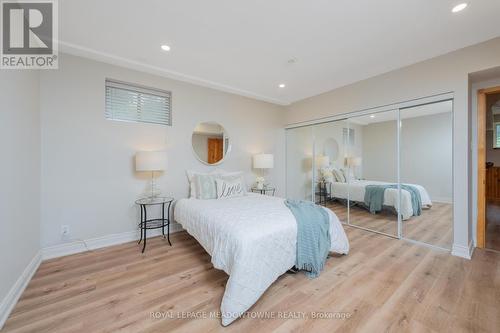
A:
[329,180,432,220]
[174,193,349,326]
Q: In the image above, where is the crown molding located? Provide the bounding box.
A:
[58,41,290,106]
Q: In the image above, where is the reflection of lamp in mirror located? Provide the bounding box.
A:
[346,156,362,179]
[136,151,167,198]
[315,155,330,183]
[315,155,330,168]
[253,154,274,189]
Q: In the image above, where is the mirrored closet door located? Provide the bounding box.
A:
[400,100,453,249]
[312,120,349,222]
[286,126,314,201]
[285,96,453,250]
[346,110,399,237]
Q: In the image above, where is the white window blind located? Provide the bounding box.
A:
[496,123,500,148]
[105,79,172,126]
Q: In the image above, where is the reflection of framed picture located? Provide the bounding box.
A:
[342,128,355,146]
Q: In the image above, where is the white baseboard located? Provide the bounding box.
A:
[451,241,474,260]
[0,251,42,330]
[42,223,184,260]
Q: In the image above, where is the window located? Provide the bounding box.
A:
[105,79,172,126]
[343,127,355,146]
[495,123,500,148]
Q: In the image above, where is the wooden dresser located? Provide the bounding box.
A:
[486,166,500,201]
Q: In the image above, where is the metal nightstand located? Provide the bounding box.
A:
[135,197,174,253]
[251,186,276,196]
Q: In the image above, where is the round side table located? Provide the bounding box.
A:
[250,186,276,196]
[135,197,174,253]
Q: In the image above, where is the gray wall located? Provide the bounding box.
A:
[39,53,286,248]
[362,112,453,202]
[0,71,41,316]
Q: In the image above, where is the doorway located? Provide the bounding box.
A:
[477,86,500,251]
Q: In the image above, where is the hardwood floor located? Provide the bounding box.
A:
[486,201,500,252]
[327,200,453,249]
[3,228,499,333]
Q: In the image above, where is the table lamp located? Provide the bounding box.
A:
[136,151,167,198]
[315,155,330,168]
[253,153,274,189]
[346,156,362,179]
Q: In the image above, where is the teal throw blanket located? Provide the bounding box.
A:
[364,184,422,216]
[284,199,331,278]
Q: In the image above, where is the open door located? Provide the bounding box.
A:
[477,86,500,248]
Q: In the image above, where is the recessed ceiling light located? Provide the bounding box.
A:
[161,44,171,51]
[370,114,375,118]
[279,83,286,88]
[452,3,468,13]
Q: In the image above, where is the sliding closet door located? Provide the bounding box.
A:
[346,110,399,236]
[400,100,453,249]
[311,120,349,222]
[286,126,315,201]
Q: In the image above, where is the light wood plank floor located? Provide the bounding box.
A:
[327,200,453,249]
[486,202,500,252]
[3,228,499,333]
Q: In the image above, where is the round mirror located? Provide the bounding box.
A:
[191,122,231,165]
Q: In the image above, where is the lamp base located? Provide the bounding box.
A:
[147,172,161,198]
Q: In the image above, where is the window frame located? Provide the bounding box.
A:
[105,78,172,126]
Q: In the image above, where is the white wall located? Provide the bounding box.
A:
[286,37,500,257]
[361,120,397,182]
[39,53,286,248]
[0,71,41,322]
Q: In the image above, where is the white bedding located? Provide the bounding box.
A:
[174,193,349,326]
[329,180,432,220]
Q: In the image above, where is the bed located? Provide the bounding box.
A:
[174,192,349,326]
[327,180,432,220]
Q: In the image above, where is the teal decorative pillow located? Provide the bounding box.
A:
[194,174,217,199]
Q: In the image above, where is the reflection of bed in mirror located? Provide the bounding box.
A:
[327,180,432,220]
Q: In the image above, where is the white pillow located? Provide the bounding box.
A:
[186,170,246,199]
[186,169,221,198]
[215,177,246,199]
[341,168,355,182]
[332,168,346,183]
[193,174,218,199]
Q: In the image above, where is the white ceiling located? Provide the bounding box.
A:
[59,0,500,105]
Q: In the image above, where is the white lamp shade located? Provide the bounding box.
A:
[253,154,274,169]
[135,151,167,171]
[315,155,330,168]
[346,156,362,167]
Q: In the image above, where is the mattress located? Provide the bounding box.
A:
[328,180,432,220]
[174,193,349,326]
